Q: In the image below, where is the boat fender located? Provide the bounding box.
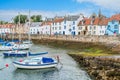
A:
[5,64,9,67]
[19,59,23,62]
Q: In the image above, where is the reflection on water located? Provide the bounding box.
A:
[0,44,91,80]
[13,68,57,80]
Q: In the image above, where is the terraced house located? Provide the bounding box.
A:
[51,14,84,35]
[105,14,120,35]
[78,12,108,35]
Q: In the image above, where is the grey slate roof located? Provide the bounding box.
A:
[64,15,80,21]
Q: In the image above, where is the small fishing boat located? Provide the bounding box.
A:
[3,50,27,57]
[0,42,30,51]
[3,51,48,57]
[13,57,58,69]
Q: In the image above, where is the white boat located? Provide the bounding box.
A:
[13,57,58,69]
[22,40,33,47]
[0,43,30,51]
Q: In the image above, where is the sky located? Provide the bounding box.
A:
[0,0,120,22]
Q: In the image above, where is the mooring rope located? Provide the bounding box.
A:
[0,64,9,70]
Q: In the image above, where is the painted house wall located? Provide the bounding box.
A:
[51,21,63,35]
[29,22,41,34]
[40,25,51,35]
[97,25,107,35]
[78,25,87,35]
[0,28,11,34]
[105,20,119,35]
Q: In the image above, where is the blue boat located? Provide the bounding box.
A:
[3,51,48,57]
[28,52,48,56]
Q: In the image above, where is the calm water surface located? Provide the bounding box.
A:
[0,44,91,80]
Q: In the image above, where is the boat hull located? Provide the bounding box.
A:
[13,61,57,69]
[0,43,30,51]
[3,52,48,57]
[3,53,27,57]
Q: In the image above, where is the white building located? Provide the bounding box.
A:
[51,17,64,35]
[51,14,84,35]
[40,21,52,35]
[78,18,108,35]
[0,24,14,34]
[27,22,42,34]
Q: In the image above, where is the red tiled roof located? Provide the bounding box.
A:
[41,21,52,26]
[78,17,109,26]
[78,18,91,26]
[85,18,91,25]
[93,18,100,25]
[110,14,120,21]
[99,18,109,25]
[53,18,64,23]
[0,24,15,28]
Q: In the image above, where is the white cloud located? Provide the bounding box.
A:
[76,0,120,11]
[0,10,92,22]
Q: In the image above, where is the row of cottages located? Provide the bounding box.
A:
[38,14,84,35]
[0,24,15,34]
[0,23,30,35]
[77,17,109,35]
[40,21,52,35]
[51,15,84,35]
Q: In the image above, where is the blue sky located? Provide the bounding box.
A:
[0,0,120,21]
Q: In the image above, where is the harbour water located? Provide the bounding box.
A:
[0,44,91,80]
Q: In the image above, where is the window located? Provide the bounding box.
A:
[59,26,61,30]
[114,25,118,29]
[64,26,66,29]
[55,27,57,30]
[78,32,80,35]
[94,26,96,30]
[73,21,75,25]
[112,20,115,24]
[79,27,82,30]
[108,25,110,29]
[89,31,91,34]
[52,27,54,30]
[89,26,92,30]
[73,26,75,30]
[93,31,96,34]
[64,21,66,24]
[59,31,61,34]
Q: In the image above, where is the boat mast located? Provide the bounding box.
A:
[28,10,31,41]
[18,12,21,42]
